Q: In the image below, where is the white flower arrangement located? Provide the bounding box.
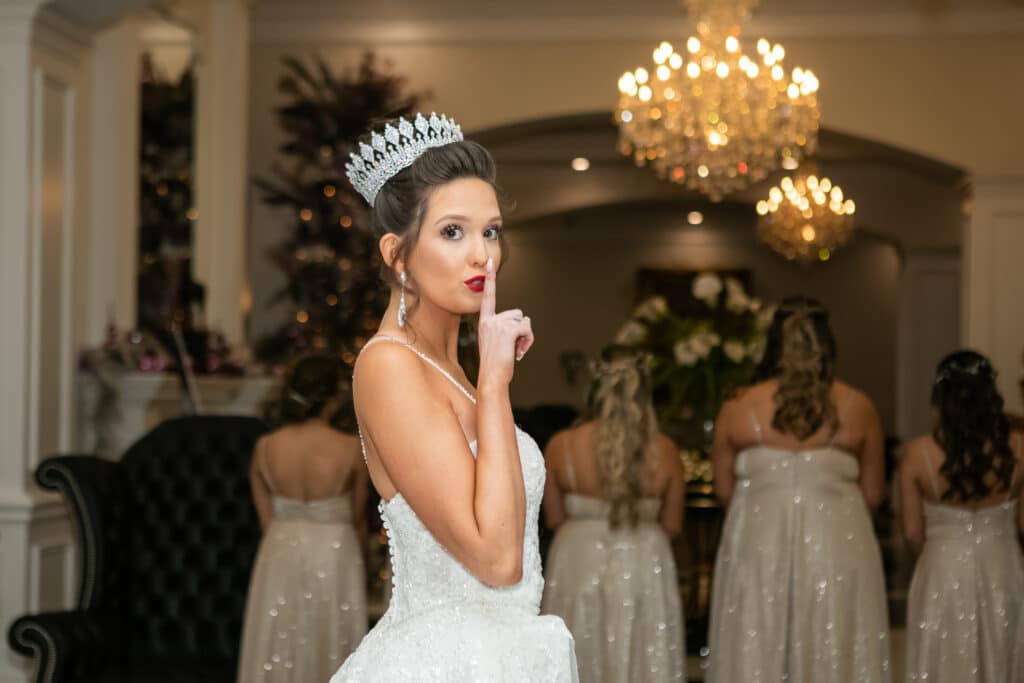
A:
[692,273,723,304]
[613,271,772,452]
[613,320,648,345]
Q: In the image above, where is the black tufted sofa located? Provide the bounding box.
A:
[8,415,267,683]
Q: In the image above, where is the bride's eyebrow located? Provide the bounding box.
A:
[434,213,469,225]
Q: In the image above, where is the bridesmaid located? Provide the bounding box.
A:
[706,297,891,683]
[900,350,1024,683]
[542,346,687,682]
[238,354,368,682]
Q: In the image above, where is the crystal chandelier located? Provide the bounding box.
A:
[615,0,820,201]
[755,166,856,263]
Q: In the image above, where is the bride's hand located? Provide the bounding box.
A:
[477,258,534,389]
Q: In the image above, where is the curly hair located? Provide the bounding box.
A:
[932,350,1016,502]
[584,346,658,527]
[753,297,838,440]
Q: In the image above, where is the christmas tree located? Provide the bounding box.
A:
[254,52,425,368]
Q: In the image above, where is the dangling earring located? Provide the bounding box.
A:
[398,271,407,328]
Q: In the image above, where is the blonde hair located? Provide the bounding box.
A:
[586,348,658,527]
[771,305,838,440]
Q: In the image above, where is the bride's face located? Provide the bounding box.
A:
[406,177,503,316]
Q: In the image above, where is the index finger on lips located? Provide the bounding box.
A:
[480,257,496,319]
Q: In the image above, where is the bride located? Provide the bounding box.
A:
[330,113,578,681]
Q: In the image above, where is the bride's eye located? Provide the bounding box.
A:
[441,224,463,240]
[484,225,503,240]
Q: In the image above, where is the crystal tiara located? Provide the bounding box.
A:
[345,112,464,206]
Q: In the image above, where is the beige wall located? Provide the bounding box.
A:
[249,33,1024,178]
[501,205,904,433]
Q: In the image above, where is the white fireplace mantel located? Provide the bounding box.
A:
[76,371,280,459]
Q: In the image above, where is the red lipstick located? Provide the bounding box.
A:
[464,276,485,293]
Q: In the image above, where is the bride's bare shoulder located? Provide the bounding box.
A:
[354,340,426,389]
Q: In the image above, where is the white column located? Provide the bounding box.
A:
[0,6,79,682]
[86,17,141,341]
[0,0,45,502]
[192,0,251,344]
[962,176,1024,416]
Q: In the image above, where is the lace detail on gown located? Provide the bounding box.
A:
[331,336,577,682]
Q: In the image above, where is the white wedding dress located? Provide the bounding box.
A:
[330,337,578,682]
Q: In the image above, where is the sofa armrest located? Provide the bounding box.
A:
[8,610,125,683]
[36,456,123,609]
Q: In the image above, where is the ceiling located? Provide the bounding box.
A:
[44,0,155,31]
[475,113,967,250]
[253,0,1024,21]
[46,0,1024,34]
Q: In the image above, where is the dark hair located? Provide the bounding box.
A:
[363,136,504,323]
[752,296,839,440]
[279,353,343,424]
[931,350,1015,502]
[584,346,658,528]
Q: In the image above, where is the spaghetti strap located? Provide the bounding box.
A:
[564,431,579,493]
[829,387,855,447]
[1007,432,1023,503]
[362,335,477,405]
[354,335,477,465]
[924,442,943,500]
[258,440,277,495]
[749,407,764,445]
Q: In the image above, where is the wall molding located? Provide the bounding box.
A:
[251,9,1024,45]
[0,492,66,524]
[33,6,91,64]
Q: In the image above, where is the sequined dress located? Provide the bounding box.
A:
[706,432,891,682]
[542,491,685,682]
[331,336,578,682]
[905,451,1024,683]
[238,495,367,682]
